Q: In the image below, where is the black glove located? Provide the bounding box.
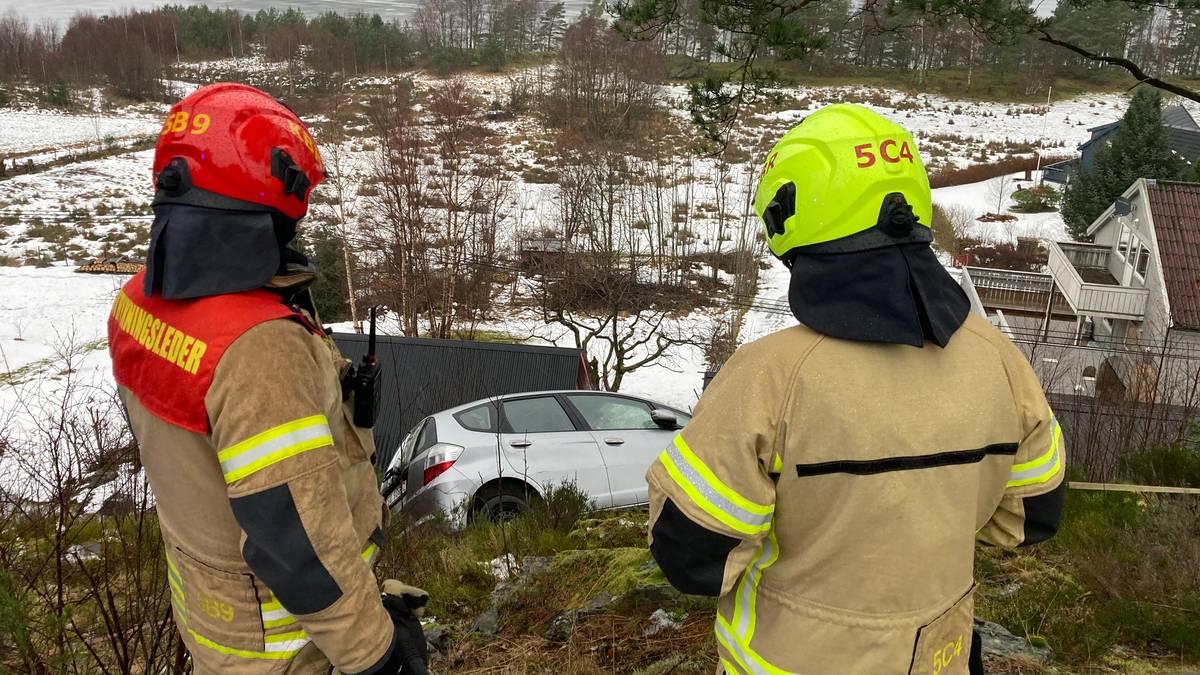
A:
[364,581,429,675]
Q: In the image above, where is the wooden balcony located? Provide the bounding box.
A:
[1047,241,1148,320]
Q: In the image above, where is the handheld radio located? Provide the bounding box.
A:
[348,307,382,428]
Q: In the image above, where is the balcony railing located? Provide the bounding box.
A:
[961,267,1072,316]
[1047,241,1147,319]
[1056,241,1112,271]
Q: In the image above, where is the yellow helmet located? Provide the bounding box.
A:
[754,104,932,260]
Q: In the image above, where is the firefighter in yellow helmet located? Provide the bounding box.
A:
[645,104,1066,674]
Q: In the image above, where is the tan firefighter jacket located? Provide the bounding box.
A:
[646,314,1066,675]
[111,271,394,675]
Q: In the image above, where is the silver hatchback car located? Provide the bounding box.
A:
[380,390,691,526]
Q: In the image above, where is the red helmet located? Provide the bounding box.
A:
[152,83,326,221]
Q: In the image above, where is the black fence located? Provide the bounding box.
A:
[332,334,588,470]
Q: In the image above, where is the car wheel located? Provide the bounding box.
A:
[475,484,534,523]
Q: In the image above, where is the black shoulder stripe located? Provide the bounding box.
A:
[650,499,741,597]
[795,443,1018,478]
[230,484,343,615]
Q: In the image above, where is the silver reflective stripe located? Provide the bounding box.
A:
[665,442,773,529]
[1008,420,1062,485]
[735,534,777,636]
[716,620,772,675]
[219,422,331,479]
[264,636,310,653]
[261,607,292,623]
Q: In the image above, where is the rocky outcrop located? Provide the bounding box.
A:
[975,618,1053,667]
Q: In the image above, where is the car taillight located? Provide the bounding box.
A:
[422,443,464,486]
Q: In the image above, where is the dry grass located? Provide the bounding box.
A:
[446,613,718,674]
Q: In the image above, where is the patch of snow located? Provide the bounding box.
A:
[484,553,518,581]
[932,171,1068,243]
[0,109,159,158]
[643,608,685,636]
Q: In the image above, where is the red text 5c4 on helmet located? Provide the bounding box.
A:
[753,103,932,260]
[152,83,326,222]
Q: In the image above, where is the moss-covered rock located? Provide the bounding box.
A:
[567,514,649,549]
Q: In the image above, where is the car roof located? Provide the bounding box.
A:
[436,390,689,418]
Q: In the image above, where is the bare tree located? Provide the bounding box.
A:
[988,175,1013,216]
[315,79,363,333]
[365,79,509,339]
[536,260,704,391]
[0,336,181,673]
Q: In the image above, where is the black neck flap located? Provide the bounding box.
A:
[144,204,283,300]
[786,242,971,348]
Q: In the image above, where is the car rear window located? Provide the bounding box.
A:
[415,418,438,453]
[454,403,498,433]
[501,396,575,433]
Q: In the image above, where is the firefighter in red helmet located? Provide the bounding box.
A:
[108,83,428,674]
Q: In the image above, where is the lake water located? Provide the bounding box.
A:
[0,0,596,30]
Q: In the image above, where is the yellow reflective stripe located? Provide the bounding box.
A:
[1007,416,1063,488]
[261,596,296,629]
[771,454,783,474]
[660,449,771,536]
[218,414,333,484]
[264,630,310,653]
[165,552,181,581]
[733,528,780,643]
[715,613,791,675]
[362,542,379,564]
[674,436,773,516]
[165,552,187,617]
[721,657,748,675]
[189,629,307,660]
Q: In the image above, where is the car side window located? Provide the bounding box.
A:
[455,403,497,433]
[500,397,576,434]
[415,418,438,453]
[567,395,658,430]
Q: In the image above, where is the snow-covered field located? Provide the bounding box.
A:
[0,63,1168,477]
[724,85,1128,171]
[0,109,158,158]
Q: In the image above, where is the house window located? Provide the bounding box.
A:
[1136,245,1150,277]
[1117,226,1131,258]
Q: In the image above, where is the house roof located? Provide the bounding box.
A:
[332,334,589,468]
[1145,181,1200,331]
[1081,106,1200,159]
[1166,126,1200,164]
[1163,105,1199,130]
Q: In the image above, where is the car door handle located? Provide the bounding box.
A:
[603,438,625,445]
[509,440,532,448]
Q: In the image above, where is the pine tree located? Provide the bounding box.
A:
[297,225,350,323]
[1061,88,1191,240]
[1061,163,1100,240]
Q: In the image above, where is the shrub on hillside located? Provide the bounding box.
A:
[1121,426,1200,488]
[1011,184,1061,213]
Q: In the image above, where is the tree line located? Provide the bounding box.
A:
[0,1,578,104]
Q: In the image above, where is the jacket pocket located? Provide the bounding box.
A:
[909,584,975,675]
[170,547,265,653]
